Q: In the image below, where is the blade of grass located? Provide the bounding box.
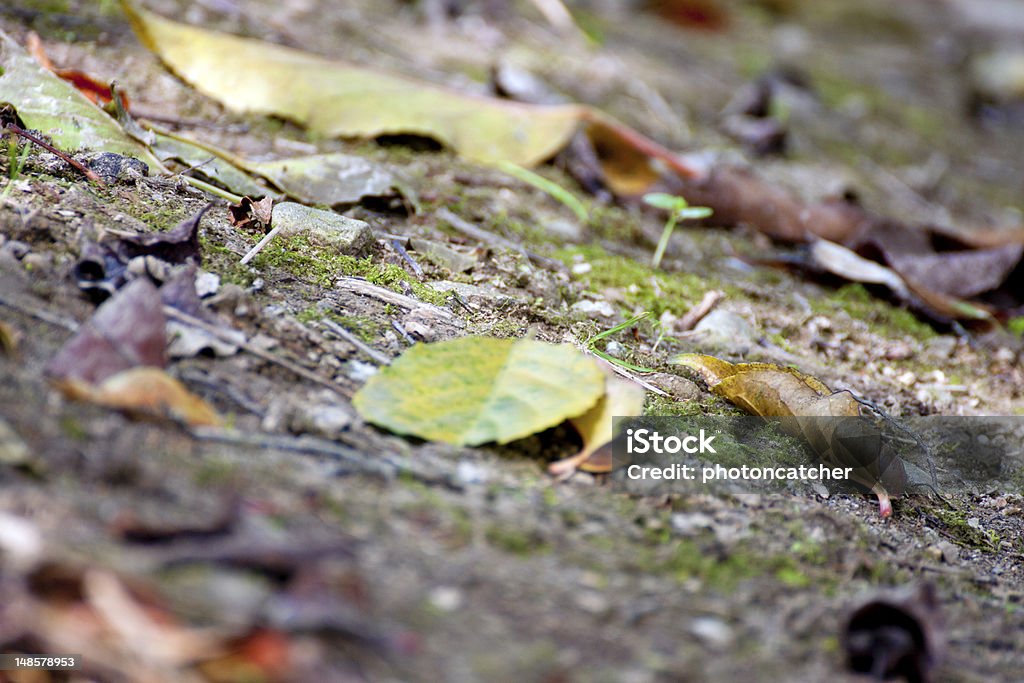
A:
[497,160,588,222]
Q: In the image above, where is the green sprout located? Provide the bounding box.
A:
[586,311,653,372]
[498,160,588,223]
[643,192,713,269]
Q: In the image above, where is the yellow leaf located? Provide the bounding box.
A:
[550,376,646,475]
[56,367,222,427]
[123,2,583,168]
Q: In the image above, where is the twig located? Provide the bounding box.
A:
[391,320,416,345]
[389,238,423,277]
[2,123,104,185]
[0,293,79,331]
[435,208,562,269]
[336,276,456,320]
[240,224,282,265]
[319,318,391,366]
[162,306,351,398]
[678,290,724,331]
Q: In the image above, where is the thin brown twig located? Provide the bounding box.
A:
[2,123,104,186]
[319,318,392,366]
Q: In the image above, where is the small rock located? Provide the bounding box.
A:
[455,461,490,485]
[429,586,463,612]
[294,402,354,439]
[345,360,378,383]
[195,271,221,298]
[571,262,592,275]
[689,617,733,648]
[574,590,610,615]
[938,541,960,564]
[647,373,702,401]
[272,202,373,256]
[994,347,1016,363]
[691,309,758,354]
[670,512,714,535]
[571,299,616,318]
[21,252,51,273]
[604,340,625,358]
[85,152,149,184]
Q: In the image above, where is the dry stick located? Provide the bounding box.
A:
[678,290,724,332]
[0,293,79,331]
[319,318,391,366]
[2,123,104,185]
[240,224,282,265]
[435,208,562,269]
[162,306,351,398]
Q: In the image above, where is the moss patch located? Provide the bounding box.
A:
[253,235,448,305]
[556,243,713,317]
[813,284,935,340]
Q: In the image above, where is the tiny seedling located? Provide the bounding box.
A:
[586,311,653,372]
[498,160,588,222]
[643,192,713,269]
[1,134,30,201]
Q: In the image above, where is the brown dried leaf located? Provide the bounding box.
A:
[674,354,906,517]
[56,367,221,427]
[46,278,167,384]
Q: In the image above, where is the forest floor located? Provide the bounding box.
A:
[1,0,1024,681]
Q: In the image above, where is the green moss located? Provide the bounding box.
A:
[644,395,705,417]
[556,243,710,317]
[485,524,551,556]
[654,539,817,591]
[252,235,448,305]
[813,284,935,340]
[199,237,257,287]
[931,507,1000,552]
[296,307,384,342]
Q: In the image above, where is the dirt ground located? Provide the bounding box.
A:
[1,0,1024,681]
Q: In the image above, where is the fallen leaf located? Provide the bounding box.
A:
[122,1,698,193]
[57,367,222,427]
[244,153,403,207]
[353,337,606,445]
[27,31,130,110]
[229,196,275,232]
[674,353,906,517]
[549,376,646,475]
[843,583,945,683]
[0,28,158,168]
[46,278,167,384]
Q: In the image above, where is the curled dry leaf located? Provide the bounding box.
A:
[549,376,646,476]
[843,583,945,683]
[56,367,222,428]
[46,278,167,384]
[674,353,906,517]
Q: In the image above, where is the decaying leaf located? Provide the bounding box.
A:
[57,367,222,427]
[243,153,403,207]
[229,196,275,232]
[353,337,606,445]
[843,583,945,683]
[674,353,906,517]
[549,376,646,476]
[115,204,210,265]
[0,28,159,168]
[122,1,697,194]
[46,278,167,384]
